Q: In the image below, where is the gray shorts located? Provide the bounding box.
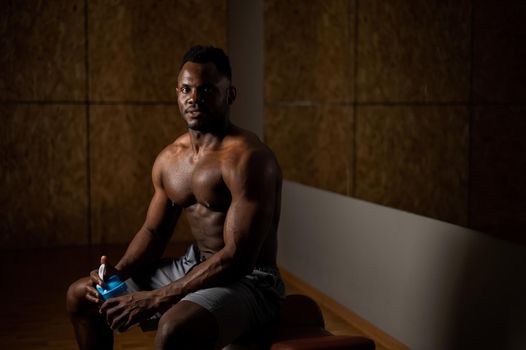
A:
[125,245,285,345]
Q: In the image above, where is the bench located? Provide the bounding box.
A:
[142,294,375,349]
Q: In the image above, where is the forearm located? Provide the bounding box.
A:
[155,247,249,305]
[154,201,273,304]
[115,227,169,279]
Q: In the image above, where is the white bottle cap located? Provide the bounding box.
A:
[98,263,105,280]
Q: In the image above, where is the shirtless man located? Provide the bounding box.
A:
[66,45,284,350]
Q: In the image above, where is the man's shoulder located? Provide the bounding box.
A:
[222,128,280,175]
[155,133,191,165]
[220,128,281,193]
[223,128,275,160]
[162,133,191,154]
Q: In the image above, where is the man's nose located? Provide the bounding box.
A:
[188,89,203,104]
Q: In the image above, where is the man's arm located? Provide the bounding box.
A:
[113,149,182,279]
[154,148,281,304]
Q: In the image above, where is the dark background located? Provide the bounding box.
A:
[1,0,525,250]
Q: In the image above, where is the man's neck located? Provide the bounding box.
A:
[188,121,233,155]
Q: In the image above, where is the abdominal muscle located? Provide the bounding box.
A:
[183,202,278,267]
[185,202,227,257]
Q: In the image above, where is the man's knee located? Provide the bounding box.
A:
[155,301,218,350]
[66,277,92,315]
[156,314,184,349]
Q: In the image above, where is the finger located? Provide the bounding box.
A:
[85,286,102,304]
[90,269,103,286]
[105,303,124,328]
[86,284,98,293]
[86,293,102,305]
[114,308,139,333]
[99,297,119,314]
[86,285,101,298]
[111,311,128,331]
[120,309,141,333]
[117,320,134,333]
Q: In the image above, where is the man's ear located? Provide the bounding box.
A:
[228,86,237,105]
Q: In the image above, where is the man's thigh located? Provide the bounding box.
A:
[180,273,283,348]
[156,300,218,350]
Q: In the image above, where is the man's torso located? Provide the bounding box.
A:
[160,127,279,266]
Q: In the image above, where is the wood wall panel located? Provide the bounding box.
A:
[355,107,469,225]
[264,0,355,103]
[0,0,85,101]
[265,105,354,196]
[264,0,526,236]
[1,0,227,248]
[89,0,227,101]
[357,0,470,103]
[90,106,191,244]
[0,106,87,248]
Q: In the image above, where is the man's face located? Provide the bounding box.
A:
[176,61,232,132]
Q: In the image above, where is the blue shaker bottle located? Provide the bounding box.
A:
[96,264,128,300]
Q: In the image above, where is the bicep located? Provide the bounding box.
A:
[142,153,182,239]
[222,154,280,263]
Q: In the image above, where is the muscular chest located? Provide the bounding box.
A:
[163,155,231,210]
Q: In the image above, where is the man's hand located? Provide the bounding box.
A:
[99,291,161,332]
[85,255,118,305]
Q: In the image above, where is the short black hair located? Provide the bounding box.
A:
[180,45,232,80]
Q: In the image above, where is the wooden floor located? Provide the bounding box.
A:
[0,244,388,350]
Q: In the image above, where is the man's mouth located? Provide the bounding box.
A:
[186,109,203,118]
[185,108,205,117]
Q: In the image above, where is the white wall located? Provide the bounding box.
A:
[278,181,526,350]
[227,0,264,138]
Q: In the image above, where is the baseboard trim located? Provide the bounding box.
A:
[279,267,410,350]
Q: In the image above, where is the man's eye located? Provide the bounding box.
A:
[180,87,190,94]
[201,86,214,94]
